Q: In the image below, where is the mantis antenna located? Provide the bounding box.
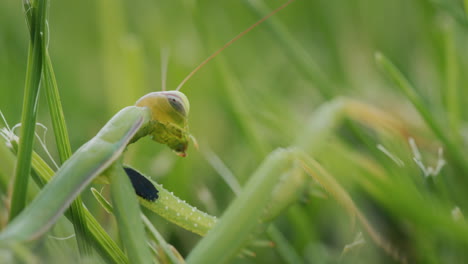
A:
[175,0,295,91]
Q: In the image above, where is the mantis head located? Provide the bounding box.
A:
[136,91,191,157]
[133,0,293,157]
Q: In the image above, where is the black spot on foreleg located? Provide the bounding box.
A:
[124,167,159,201]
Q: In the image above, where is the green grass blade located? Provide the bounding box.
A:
[35,0,93,256]
[109,161,154,264]
[375,52,468,175]
[9,0,46,220]
[187,148,295,264]
[91,188,114,214]
[42,54,73,161]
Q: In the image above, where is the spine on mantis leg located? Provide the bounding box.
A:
[123,167,217,236]
[0,106,151,243]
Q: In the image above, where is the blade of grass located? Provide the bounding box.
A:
[108,160,154,264]
[9,0,45,220]
[18,1,93,256]
[35,0,93,256]
[375,52,468,176]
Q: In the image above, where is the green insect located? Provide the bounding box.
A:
[0,0,295,243]
[0,0,408,263]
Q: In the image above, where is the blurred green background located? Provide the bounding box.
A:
[1,0,468,263]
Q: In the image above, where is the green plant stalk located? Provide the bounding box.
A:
[10,0,45,220]
[33,0,73,164]
[109,160,154,264]
[43,54,73,161]
[375,53,468,175]
[186,148,295,264]
[39,1,93,256]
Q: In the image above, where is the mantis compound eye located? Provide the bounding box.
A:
[163,91,190,117]
[166,94,188,117]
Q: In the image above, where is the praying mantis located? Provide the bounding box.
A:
[0,0,419,263]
